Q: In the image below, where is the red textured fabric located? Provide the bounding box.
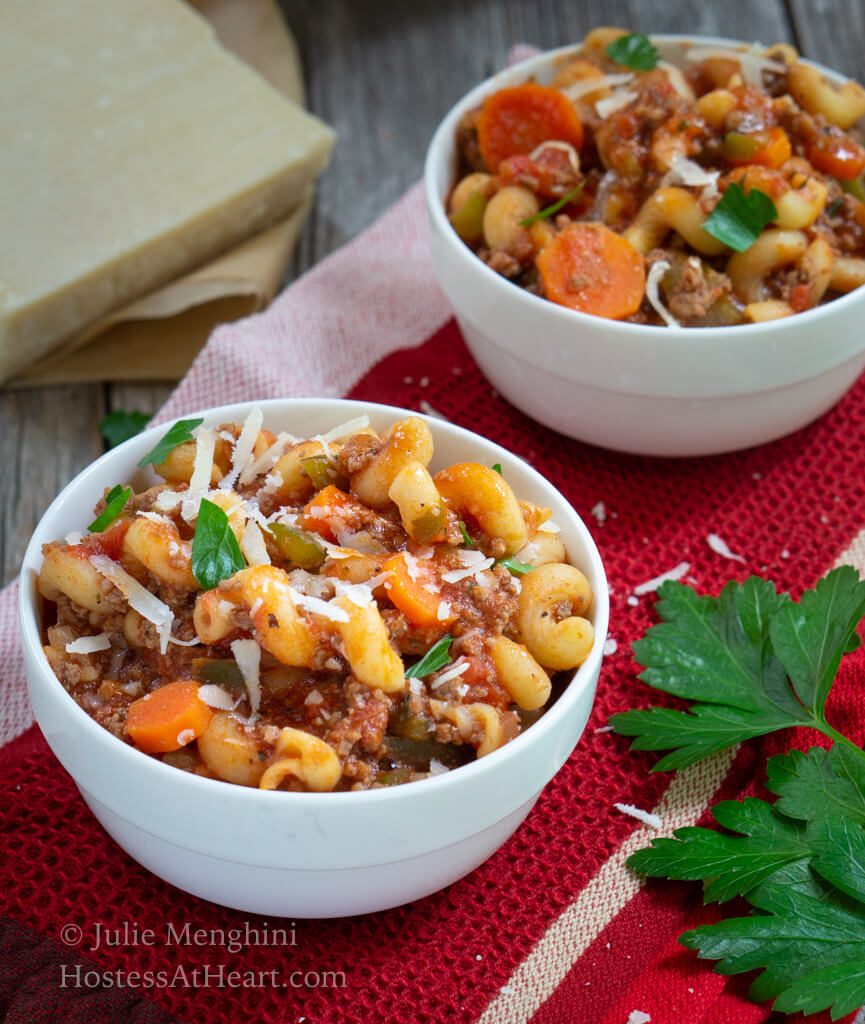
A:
[3,319,865,1024]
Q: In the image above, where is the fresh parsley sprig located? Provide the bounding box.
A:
[191,498,246,590]
[605,32,659,72]
[88,485,132,532]
[405,635,453,679]
[520,183,585,228]
[100,410,150,448]
[704,183,778,252]
[137,417,204,468]
[613,566,865,1018]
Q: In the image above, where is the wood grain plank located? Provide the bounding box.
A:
[787,0,865,77]
[279,0,792,272]
[0,386,104,585]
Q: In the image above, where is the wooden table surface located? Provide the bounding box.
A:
[2,0,862,586]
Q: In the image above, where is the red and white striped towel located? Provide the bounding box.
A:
[2,181,864,1024]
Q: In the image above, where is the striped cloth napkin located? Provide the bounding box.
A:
[2,181,864,1024]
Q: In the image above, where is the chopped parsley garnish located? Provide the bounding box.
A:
[520,183,585,227]
[88,485,132,533]
[458,520,476,548]
[703,183,778,252]
[491,463,503,475]
[604,32,659,72]
[405,635,453,679]
[611,567,865,1017]
[137,417,204,468]
[498,557,533,576]
[99,410,150,449]
[191,498,246,590]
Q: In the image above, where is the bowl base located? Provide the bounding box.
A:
[80,787,539,917]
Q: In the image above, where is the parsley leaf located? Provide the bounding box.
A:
[491,463,503,475]
[611,575,815,769]
[498,557,534,576]
[766,745,865,826]
[683,860,865,1017]
[405,635,453,679]
[605,32,659,71]
[628,797,809,903]
[137,417,204,468]
[100,410,150,448]
[458,520,476,548]
[520,183,585,228]
[88,485,132,533]
[703,183,778,252]
[191,498,245,590]
[768,564,865,724]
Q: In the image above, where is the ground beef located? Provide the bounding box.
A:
[337,434,383,478]
[647,249,732,322]
[479,248,523,279]
[92,694,132,741]
[324,683,391,758]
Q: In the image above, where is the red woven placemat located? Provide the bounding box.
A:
[2,189,863,1024]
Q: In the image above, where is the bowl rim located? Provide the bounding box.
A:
[423,32,865,342]
[19,396,609,808]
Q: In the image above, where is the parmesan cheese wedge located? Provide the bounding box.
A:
[0,0,334,382]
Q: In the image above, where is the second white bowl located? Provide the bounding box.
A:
[425,36,865,457]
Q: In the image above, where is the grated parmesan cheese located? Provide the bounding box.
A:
[633,561,690,596]
[442,555,495,584]
[289,588,350,623]
[403,552,421,582]
[563,72,633,102]
[168,635,201,647]
[529,139,580,174]
[430,658,470,689]
[332,580,374,607]
[230,638,262,715]
[615,803,663,830]
[645,260,681,329]
[176,728,195,746]
[537,520,561,534]
[657,60,695,100]
[188,426,216,496]
[668,153,720,194]
[240,519,271,567]
[136,510,172,526]
[221,406,264,489]
[198,684,236,710]
[66,633,111,654]
[319,415,371,443]
[304,689,324,705]
[65,531,84,546]
[595,89,638,118]
[154,489,184,512]
[437,600,452,621]
[429,759,450,776]
[707,533,746,563]
[239,431,297,486]
[684,44,784,87]
[419,400,449,421]
[90,554,174,653]
[627,1012,652,1024]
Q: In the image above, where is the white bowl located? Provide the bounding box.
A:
[425,35,865,457]
[19,398,608,917]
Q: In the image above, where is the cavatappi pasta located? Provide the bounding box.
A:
[37,411,595,792]
[449,28,865,326]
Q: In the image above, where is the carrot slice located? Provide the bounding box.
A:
[384,553,454,630]
[299,485,358,543]
[127,680,214,754]
[536,222,645,319]
[477,84,583,173]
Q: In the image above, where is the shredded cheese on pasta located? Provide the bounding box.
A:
[221,406,264,489]
[230,638,262,716]
[595,89,638,118]
[66,633,111,654]
[89,554,174,654]
[645,260,681,329]
[240,519,271,567]
[562,72,633,102]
